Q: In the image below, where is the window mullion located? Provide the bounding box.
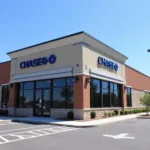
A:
[65,78,67,108]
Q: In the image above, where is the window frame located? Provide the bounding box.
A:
[17,77,74,109]
[90,78,122,108]
[1,84,10,108]
[126,87,132,107]
[17,82,34,108]
[52,77,74,108]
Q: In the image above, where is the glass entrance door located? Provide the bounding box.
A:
[35,89,50,117]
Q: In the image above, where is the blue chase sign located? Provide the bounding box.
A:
[20,54,56,69]
[98,56,118,71]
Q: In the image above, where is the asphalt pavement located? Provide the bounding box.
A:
[0,119,149,150]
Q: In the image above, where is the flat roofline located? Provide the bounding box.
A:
[83,32,128,59]
[125,64,150,78]
[7,31,84,54]
[7,31,128,59]
[0,60,11,64]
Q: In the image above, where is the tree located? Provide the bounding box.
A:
[140,94,150,115]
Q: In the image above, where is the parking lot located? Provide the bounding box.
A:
[0,119,150,150]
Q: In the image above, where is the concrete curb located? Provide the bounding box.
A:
[11,113,146,128]
[0,120,12,124]
[12,120,94,128]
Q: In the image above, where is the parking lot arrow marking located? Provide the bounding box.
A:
[103,133,135,139]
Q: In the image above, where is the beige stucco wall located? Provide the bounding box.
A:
[10,44,83,81]
[82,46,126,83]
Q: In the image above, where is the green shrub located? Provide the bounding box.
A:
[114,110,119,115]
[120,110,124,115]
[143,108,146,112]
[124,110,128,115]
[112,112,115,116]
[67,111,74,120]
[131,110,134,114]
[128,110,131,114]
[104,112,108,118]
[108,112,112,117]
[137,109,140,113]
[140,93,150,115]
[91,111,96,119]
[128,110,134,114]
[134,109,137,113]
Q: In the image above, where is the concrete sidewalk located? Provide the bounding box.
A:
[11,113,145,128]
[0,117,14,123]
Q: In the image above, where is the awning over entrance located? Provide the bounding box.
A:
[10,67,73,83]
[90,68,125,84]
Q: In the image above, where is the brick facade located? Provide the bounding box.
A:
[125,65,150,108]
[0,61,10,84]
[74,75,90,109]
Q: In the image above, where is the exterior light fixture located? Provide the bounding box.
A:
[9,83,14,88]
[86,77,91,83]
[73,76,79,82]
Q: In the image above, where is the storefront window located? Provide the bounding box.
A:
[23,90,34,108]
[18,82,34,108]
[36,80,51,89]
[90,78,121,108]
[102,81,110,107]
[53,78,73,108]
[126,87,132,107]
[1,84,9,108]
[17,78,73,109]
[90,79,101,107]
[111,83,121,107]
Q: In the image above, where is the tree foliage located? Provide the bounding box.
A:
[140,94,150,115]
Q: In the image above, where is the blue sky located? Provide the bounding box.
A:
[0,0,150,75]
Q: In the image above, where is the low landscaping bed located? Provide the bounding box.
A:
[104,108,146,118]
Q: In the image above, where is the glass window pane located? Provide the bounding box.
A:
[126,88,132,107]
[24,82,34,89]
[90,88,101,107]
[110,90,114,106]
[67,78,73,87]
[36,80,51,89]
[1,85,9,108]
[18,90,24,107]
[127,88,131,94]
[102,89,110,107]
[53,79,66,87]
[113,91,121,107]
[53,87,66,108]
[91,79,100,88]
[110,83,113,90]
[114,84,118,91]
[19,83,23,90]
[23,90,33,108]
[67,87,73,108]
[102,81,109,89]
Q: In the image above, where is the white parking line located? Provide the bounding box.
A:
[0,136,9,142]
[0,126,78,145]
[0,125,49,133]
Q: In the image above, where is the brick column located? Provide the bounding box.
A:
[122,85,127,108]
[8,83,17,107]
[8,83,17,116]
[74,75,90,119]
